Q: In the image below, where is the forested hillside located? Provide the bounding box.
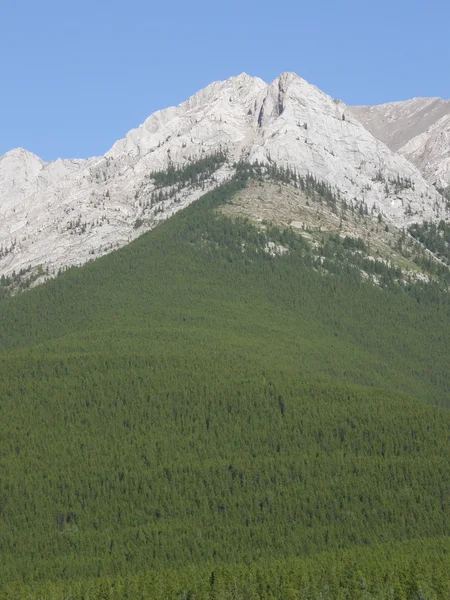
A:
[1,168,449,599]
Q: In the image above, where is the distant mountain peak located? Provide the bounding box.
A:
[351,98,450,189]
[1,146,43,164]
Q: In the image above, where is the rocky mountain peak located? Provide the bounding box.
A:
[0,72,449,280]
[351,97,450,189]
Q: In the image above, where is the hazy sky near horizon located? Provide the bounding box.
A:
[1,0,449,160]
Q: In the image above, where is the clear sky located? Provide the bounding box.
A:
[1,0,449,160]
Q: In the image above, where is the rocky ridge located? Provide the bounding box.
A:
[1,72,448,279]
[351,98,450,189]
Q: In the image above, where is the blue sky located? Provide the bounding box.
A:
[1,0,449,160]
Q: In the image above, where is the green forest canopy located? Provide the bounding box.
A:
[0,169,449,598]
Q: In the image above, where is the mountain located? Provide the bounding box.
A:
[351,97,450,190]
[0,148,89,205]
[2,74,450,599]
[1,72,448,281]
[1,174,450,598]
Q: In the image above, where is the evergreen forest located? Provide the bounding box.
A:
[0,166,450,599]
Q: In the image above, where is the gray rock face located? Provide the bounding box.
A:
[351,98,450,189]
[1,73,448,279]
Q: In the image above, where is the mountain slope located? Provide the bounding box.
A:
[351,97,450,189]
[1,73,447,281]
[400,113,450,189]
[1,174,450,598]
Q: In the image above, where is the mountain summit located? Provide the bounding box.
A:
[0,72,448,278]
[351,97,450,189]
